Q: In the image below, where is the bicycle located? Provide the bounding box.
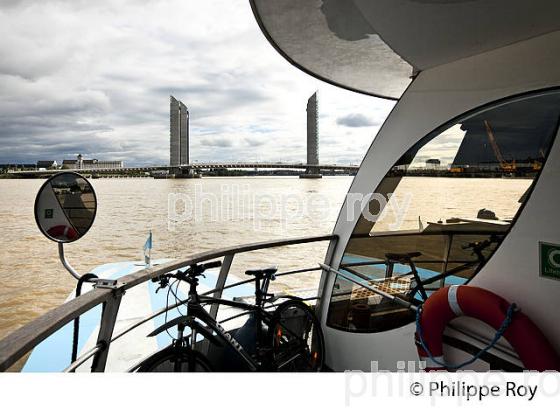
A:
[135,261,325,372]
[383,241,496,301]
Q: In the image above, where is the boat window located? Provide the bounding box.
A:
[327,90,560,333]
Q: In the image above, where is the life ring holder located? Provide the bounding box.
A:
[415,285,560,371]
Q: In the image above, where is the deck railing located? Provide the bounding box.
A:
[0,234,336,372]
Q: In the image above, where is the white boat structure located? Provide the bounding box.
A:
[2,0,560,372]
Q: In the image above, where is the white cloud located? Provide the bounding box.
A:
[0,0,394,165]
[336,113,380,127]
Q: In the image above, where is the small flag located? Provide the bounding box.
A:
[144,230,152,266]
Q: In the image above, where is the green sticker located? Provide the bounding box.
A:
[540,242,560,280]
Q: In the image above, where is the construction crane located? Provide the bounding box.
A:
[532,148,546,171]
[483,120,517,172]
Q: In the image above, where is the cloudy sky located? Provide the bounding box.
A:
[0,0,394,166]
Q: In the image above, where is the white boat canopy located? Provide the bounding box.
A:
[250,0,560,100]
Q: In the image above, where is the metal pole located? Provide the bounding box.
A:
[58,242,82,280]
[319,263,418,312]
[90,292,123,372]
[201,255,234,356]
[209,254,234,320]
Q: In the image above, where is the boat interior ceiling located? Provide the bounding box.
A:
[250,0,560,98]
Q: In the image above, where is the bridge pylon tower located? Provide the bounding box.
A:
[300,92,322,179]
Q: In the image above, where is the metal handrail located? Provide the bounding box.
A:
[0,234,336,372]
[202,265,322,296]
[319,263,418,312]
[64,344,102,373]
[340,259,477,268]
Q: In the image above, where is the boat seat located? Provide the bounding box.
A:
[385,252,422,261]
[245,266,278,277]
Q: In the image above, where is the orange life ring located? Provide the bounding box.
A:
[47,225,78,241]
[415,285,560,371]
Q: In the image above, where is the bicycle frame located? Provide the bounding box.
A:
[142,261,316,372]
[187,300,261,371]
[147,291,310,372]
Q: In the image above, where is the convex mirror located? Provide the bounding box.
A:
[34,172,97,243]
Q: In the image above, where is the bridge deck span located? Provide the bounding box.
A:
[9,163,358,175]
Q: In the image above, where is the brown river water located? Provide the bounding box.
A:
[0,176,351,341]
[0,176,530,342]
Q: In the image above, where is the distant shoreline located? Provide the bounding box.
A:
[0,172,356,180]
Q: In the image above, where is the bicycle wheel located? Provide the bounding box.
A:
[268,300,325,371]
[137,347,213,372]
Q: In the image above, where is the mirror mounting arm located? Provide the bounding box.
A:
[58,242,83,281]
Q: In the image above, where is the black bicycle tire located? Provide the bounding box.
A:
[137,346,213,372]
[268,300,325,371]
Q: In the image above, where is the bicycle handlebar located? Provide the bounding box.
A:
[199,260,222,271]
[151,260,222,284]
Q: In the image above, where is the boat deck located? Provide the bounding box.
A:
[22,259,254,372]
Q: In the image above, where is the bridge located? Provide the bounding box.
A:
[9,94,356,178]
[8,162,358,177]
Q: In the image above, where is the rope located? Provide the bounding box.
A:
[415,302,517,370]
[70,273,98,370]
